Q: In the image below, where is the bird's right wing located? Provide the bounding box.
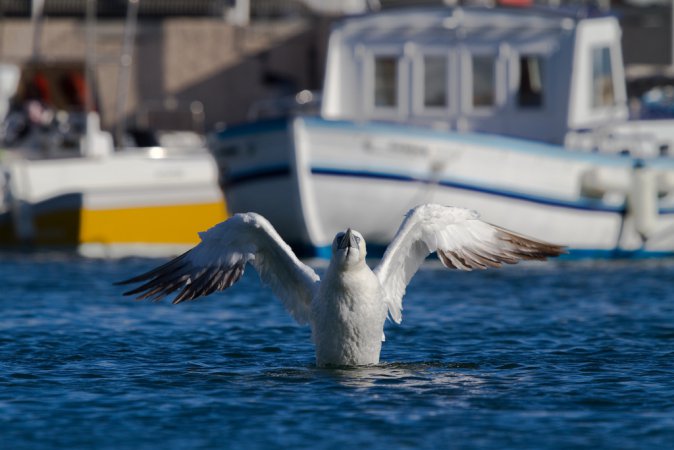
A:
[374,204,565,323]
[116,213,320,325]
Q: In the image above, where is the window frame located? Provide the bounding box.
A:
[463,49,501,114]
[364,49,407,120]
[516,54,546,110]
[589,45,616,110]
[412,50,453,117]
[471,54,497,109]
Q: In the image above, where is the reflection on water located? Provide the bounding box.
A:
[313,362,485,391]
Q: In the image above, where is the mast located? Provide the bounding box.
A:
[31,0,45,61]
[114,0,140,146]
[85,0,96,115]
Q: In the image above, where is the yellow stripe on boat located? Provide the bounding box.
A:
[80,202,227,244]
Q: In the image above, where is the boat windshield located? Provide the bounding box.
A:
[591,46,615,109]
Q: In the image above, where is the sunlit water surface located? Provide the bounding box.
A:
[1,253,673,449]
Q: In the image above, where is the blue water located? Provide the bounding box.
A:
[1,253,674,450]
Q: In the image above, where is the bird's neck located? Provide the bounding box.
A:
[327,259,366,275]
[324,261,373,291]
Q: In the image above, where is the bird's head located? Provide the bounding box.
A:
[331,228,366,267]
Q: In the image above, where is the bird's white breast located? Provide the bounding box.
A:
[311,265,387,367]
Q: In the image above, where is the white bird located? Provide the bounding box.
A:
[118,204,565,367]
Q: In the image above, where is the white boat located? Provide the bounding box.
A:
[0,62,226,257]
[0,113,226,258]
[209,6,674,259]
[0,0,227,258]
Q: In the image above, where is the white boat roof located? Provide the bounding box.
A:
[334,6,582,43]
[321,6,628,146]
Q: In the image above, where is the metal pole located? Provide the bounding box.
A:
[31,0,45,61]
[114,0,140,146]
[85,0,97,115]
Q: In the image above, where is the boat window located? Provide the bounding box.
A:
[374,56,398,108]
[472,55,495,107]
[423,55,447,108]
[517,55,543,108]
[591,46,615,108]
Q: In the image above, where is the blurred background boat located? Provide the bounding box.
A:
[211,4,674,259]
[0,0,226,257]
[0,121,226,258]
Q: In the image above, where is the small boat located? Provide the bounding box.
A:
[0,116,226,258]
[0,0,227,258]
[0,62,226,258]
[209,6,674,259]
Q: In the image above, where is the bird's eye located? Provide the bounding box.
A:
[355,236,361,243]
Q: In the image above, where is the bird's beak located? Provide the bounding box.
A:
[338,228,357,250]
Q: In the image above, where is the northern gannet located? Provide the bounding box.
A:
[118,204,564,367]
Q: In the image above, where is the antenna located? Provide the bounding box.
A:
[114,0,141,146]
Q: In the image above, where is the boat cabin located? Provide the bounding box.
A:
[321,7,628,146]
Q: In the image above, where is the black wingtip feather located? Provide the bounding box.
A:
[113,251,192,286]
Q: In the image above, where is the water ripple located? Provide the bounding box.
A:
[1,255,674,449]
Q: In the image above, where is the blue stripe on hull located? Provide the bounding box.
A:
[310,167,625,213]
[225,164,674,215]
[226,164,626,213]
[562,248,674,260]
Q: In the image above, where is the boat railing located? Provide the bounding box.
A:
[565,121,674,158]
[134,99,206,136]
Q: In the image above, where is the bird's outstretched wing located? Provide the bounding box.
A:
[374,204,565,323]
[116,213,320,325]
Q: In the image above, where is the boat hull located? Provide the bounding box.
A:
[0,149,227,257]
[211,116,674,259]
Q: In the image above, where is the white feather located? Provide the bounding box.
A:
[374,204,564,324]
[120,212,319,324]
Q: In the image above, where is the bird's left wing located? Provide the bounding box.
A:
[116,213,320,325]
[374,204,565,324]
